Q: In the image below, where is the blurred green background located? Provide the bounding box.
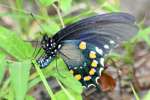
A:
[0,0,150,100]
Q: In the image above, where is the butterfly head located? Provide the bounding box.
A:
[41,34,56,52]
[37,34,62,68]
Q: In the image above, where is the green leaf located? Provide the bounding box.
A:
[28,76,41,89]
[8,87,15,100]
[59,0,72,13]
[45,58,83,94]
[0,52,7,83]
[42,21,60,36]
[56,73,83,94]
[143,90,150,100]
[138,27,150,46]
[9,60,31,100]
[54,90,82,100]
[101,2,120,12]
[25,95,36,100]
[43,58,83,94]
[39,0,57,6]
[0,26,34,60]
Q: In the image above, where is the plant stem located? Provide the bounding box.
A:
[130,83,140,100]
[57,79,75,100]
[52,4,65,28]
[32,60,56,100]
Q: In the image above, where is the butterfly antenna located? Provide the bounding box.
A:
[30,13,45,35]
[55,54,66,78]
[30,13,46,59]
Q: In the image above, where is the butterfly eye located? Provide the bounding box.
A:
[41,35,51,49]
[43,34,49,41]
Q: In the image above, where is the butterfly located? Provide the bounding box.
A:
[36,12,138,90]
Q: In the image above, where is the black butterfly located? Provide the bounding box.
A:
[36,12,138,89]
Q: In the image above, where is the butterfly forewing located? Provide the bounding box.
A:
[53,13,138,43]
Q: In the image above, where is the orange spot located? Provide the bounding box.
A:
[75,74,81,80]
[84,76,91,81]
[79,41,86,50]
[89,68,96,75]
[89,51,96,59]
[91,60,98,67]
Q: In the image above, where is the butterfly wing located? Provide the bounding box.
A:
[58,40,84,68]
[59,40,115,88]
[98,72,116,91]
[54,13,138,63]
[53,12,138,45]
[54,13,138,89]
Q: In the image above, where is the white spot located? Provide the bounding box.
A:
[41,59,43,62]
[82,86,86,89]
[88,84,96,88]
[54,49,57,52]
[53,42,56,45]
[46,59,49,62]
[95,47,103,55]
[50,43,53,46]
[104,44,109,49]
[80,66,82,69]
[51,52,54,54]
[46,43,49,46]
[90,51,96,54]
[74,67,77,69]
[110,40,115,44]
[95,77,100,84]
[99,58,104,66]
[93,60,98,64]
[58,44,61,49]
[99,67,104,76]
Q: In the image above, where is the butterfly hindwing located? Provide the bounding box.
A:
[58,40,84,68]
[59,39,115,88]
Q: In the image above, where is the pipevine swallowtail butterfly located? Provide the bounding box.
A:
[36,12,138,90]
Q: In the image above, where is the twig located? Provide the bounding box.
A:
[52,4,65,28]
[130,83,140,100]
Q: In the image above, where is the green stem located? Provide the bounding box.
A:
[32,60,56,100]
[56,79,75,100]
[130,83,140,100]
[52,4,65,28]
